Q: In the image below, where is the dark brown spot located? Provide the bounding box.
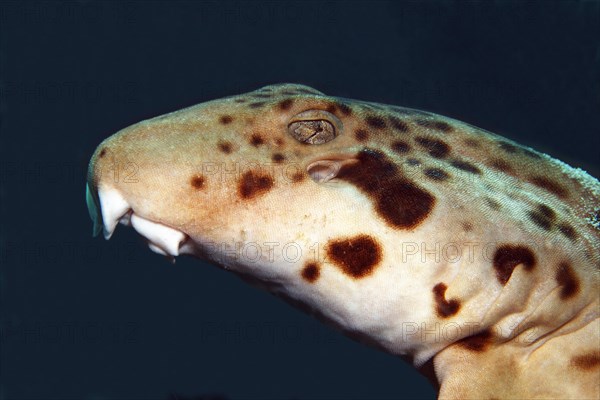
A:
[291,171,305,183]
[415,137,450,158]
[336,149,435,229]
[249,101,266,108]
[301,262,320,283]
[462,222,473,232]
[416,119,453,132]
[391,140,411,154]
[272,153,285,163]
[457,330,492,352]
[433,283,460,318]
[537,204,555,219]
[355,129,369,142]
[528,212,548,227]
[327,235,382,279]
[99,148,107,158]
[219,115,233,125]
[326,104,337,113]
[250,134,265,147]
[406,158,421,166]
[450,160,481,174]
[529,176,568,198]
[463,138,480,148]
[365,115,386,129]
[424,168,450,181]
[337,103,352,115]
[528,203,556,231]
[555,262,579,300]
[238,171,274,199]
[234,98,247,103]
[498,141,518,153]
[218,141,233,154]
[571,352,600,370]
[275,138,285,147]
[485,197,501,210]
[493,245,536,285]
[190,175,205,189]
[278,98,294,110]
[558,223,577,241]
[388,116,409,132]
[489,159,514,174]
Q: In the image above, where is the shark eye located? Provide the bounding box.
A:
[287,110,342,145]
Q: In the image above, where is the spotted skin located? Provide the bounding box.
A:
[87,84,600,399]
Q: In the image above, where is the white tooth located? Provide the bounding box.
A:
[98,187,131,239]
[148,242,168,256]
[130,213,185,257]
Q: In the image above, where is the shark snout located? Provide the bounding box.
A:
[86,138,189,258]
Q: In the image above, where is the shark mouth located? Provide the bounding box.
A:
[86,183,188,258]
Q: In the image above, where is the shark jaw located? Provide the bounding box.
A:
[87,183,188,258]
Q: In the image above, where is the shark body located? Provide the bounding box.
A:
[87,84,599,399]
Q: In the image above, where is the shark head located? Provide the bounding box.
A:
[87,84,600,398]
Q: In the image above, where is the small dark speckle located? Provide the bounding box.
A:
[406,158,421,166]
[190,175,205,189]
[388,116,410,132]
[99,148,107,158]
[218,141,233,154]
[365,115,387,129]
[424,168,450,181]
[416,119,453,132]
[278,98,294,110]
[301,262,320,283]
[450,160,481,174]
[391,140,411,154]
[498,141,518,153]
[415,137,450,159]
[485,197,501,210]
[272,153,285,163]
[249,102,266,108]
[558,224,577,241]
[250,134,264,147]
[219,115,233,124]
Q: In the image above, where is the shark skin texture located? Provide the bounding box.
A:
[87,84,600,400]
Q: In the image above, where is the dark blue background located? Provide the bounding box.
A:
[1,1,598,399]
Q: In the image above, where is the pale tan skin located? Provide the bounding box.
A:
[87,84,600,399]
